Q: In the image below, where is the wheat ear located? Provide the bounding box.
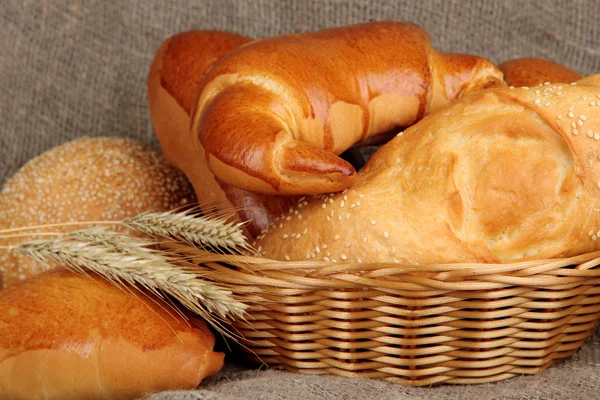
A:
[15,229,247,336]
[122,209,252,254]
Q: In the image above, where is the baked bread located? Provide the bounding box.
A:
[148,30,299,237]
[254,75,600,264]
[0,137,195,288]
[191,21,504,195]
[0,269,223,400]
[499,57,582,87]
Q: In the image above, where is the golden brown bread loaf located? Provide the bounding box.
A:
[191,21,504,195]
[0,137,195,288]
[0,269,223,400]
[499,57,582,87]
[147,30,299,237]
[255,75,600,264]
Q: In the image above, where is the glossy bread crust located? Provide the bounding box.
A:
[0,269,224,399]
[499,57,582,87]
[192,21,503,195]
[148,30,298,237]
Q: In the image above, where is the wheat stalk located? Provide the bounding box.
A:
[120,208,251,254]
[15,229,248,337]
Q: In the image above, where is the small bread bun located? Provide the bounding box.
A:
[0,137,195,288]
[499,57,582,87]
[0,269,224,400]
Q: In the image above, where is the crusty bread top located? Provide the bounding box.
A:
[499,57,582,87]
[254,75,600,264]
[0,269,223,400]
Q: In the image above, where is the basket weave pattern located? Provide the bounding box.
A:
[199,251,600,386]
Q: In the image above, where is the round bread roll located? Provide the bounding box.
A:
[499,57,582,87]
[0,137,195,288]
[0,269,224,399]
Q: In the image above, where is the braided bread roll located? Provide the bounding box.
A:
[254,75,600,264]
[191,21,503,195]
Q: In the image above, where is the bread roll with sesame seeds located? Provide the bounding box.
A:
[499,57,582,87]
[255,75,600,264]
[0,269,224,400]
[147,30,299,238]
[0,137,195,288]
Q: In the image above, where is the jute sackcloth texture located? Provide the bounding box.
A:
[1,1,599,399]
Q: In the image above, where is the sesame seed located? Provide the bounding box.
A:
[297,214,302,219]
[383,232,389,238]
[305,254,311,259]
[323,256,331,262]
[358,194,365,198]
[580,115,587,121]
[370,220,376,225]
[341,254,348,260]
[363,236,368,243]
[284,255,290,261]
[534,99,541,104]
[326,216,331,221]
[591,102,597,106]
[286,216,291,221]
[282,234,289,239]
[569,105,575,111]
[321,204,326,209]
[587,130,594,138]
[573,129,579,135]
[544,102,551,107]
[340,200,345,207]
[557,114,563,119]
[356,201,361,206]
[594,235,598,241]
[589,229,595,236]
[345,242,351,247]
[578,120,584,127]
[315,246,320,253]
[333,234,340,240]
[322,244,328,249]
[303,228,308,234]
[595,133,600,141]
[279,223,283,228]
[568,112,575,118]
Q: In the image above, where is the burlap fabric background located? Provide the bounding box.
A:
[1,1,599,399]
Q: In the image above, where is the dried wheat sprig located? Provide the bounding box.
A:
[15,232,248,337]
[122,209,251,254]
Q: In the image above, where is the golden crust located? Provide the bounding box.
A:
[255,75,600,264]
[0,269,224,399]
[192,21,503,195]
[147,30,299,237]
[499,57,582,87]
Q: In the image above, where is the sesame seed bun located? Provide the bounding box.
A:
[0,137,196,288]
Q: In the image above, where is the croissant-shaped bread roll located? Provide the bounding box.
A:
[191,21,503,195]
[254,75,600,264]
[499,57,582,87]
[148,30,299,237]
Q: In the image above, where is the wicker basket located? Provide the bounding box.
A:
[193,249,600,386]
